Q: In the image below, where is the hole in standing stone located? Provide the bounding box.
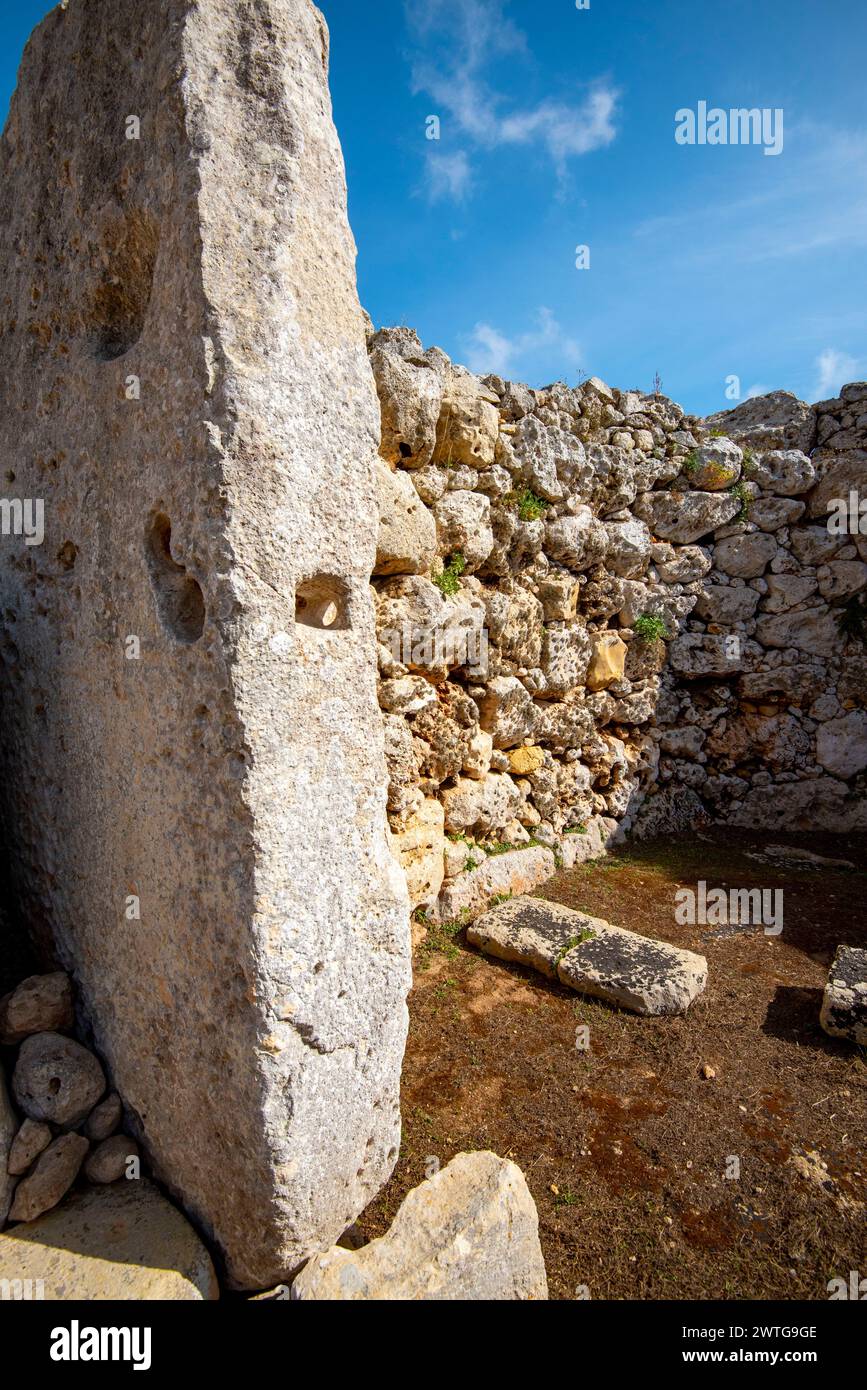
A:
[145,512,205,645]
[85,209,159,361]
[294,574,350,631]
[57,541,77,571]
[48,1076,61,1094]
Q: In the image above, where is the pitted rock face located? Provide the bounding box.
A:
[0,0,409,1287]
[820,946,867,1045]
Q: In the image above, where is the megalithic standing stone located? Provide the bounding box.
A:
[0,0,411,1287]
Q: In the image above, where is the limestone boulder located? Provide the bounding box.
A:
[713,532,778,578]
[751,450,816,496]
[8,1133,89,1223]
[669,634,744,678]
[586,633,627,691]
[686,438,742,490]
[749,497,806,532]
[0,1180,218,1299]
[807,450,867,519]
[439,774,524,839]
[390,799,445,911]
[433,367,499,470]
[539,623,592,697]
[477,676,540,748]
[816,711,867,780]
[291,1152,547,1301]
[633,490,739,544]
[432,491,494,572]
[374,460,437,576]
[604,517,652,578]
[7,1118,52,1177]
[702,391,816,454]
[754,609,841,658]
[369,327,445,468]
[694,585,760,624]
[820,946,867,1045]
[434,845,556,922]
[545,509,609,570]
[13,1034,105,1130]
[0,973,74,1044]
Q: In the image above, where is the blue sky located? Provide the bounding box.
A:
[3,1,865,414]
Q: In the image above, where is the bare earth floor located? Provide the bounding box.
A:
[358,829,867,1301]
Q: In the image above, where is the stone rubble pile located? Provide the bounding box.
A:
[0,972,139,1228]
[369,326,867,921]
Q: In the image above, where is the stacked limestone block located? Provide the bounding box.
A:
[369,327,867,918]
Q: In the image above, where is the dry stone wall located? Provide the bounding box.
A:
[370,327,867,919]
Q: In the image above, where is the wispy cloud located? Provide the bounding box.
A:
[422,149,473,203]
[407,0,618,200]
[461,306,582,377]
[813,347,861,401]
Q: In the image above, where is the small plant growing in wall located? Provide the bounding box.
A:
[506,486,549,522]
[634,612,667,643]
[741,447,757,478]
[433,551,466,596]
[683,449,700,477]
[728,479,752,523]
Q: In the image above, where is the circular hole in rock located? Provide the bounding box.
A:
[145,512,205,645]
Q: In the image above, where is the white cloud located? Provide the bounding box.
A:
[423,149,472,203]
[407,0,618,198]
[745,383,771,399]
[461,306,582,377]
[813,347,860,401]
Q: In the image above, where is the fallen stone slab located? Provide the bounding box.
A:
[468,897,707,1015]
[0,0,410,1287]
[820,946,867,1045]
[291,1151,547,1300]
[432,846,556,922]
[0,1179,218,1299]
[763,845,856,870]
[0,973,74,1044]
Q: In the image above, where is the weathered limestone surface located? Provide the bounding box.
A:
[0,1180,219,1299]
[291,1151,548,1300]
[469,897,707,1015]
[820,946,867,1045]
[0,0,410,1287]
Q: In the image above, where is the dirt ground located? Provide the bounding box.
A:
[358,829,867,1300]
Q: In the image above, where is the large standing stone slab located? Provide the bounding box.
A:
[820,946,867,1045]
[468,897,707,1015]
[0,0,410,1287]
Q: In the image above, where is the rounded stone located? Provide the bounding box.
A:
[84,1135,140,1185]
[12,1032,106,1129]
[84,1090,123,1142]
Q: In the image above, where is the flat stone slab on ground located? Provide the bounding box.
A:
[291,1151,547,1301]
[820,945,867,1044]
[468,896,707,1015]
[0,1179,218,1299]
